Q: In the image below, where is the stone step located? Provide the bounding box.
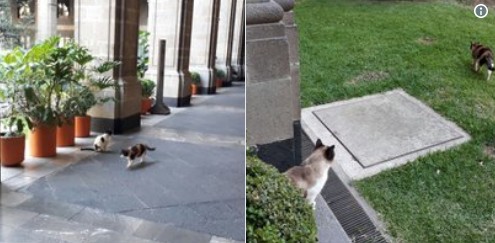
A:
[1,189,241,243]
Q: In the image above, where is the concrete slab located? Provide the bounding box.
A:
[303,89,470,180]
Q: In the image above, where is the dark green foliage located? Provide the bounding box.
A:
[246,155,317,243]
[191,72,201,85]
[215,68,226,79]
[140,79,155,98]
[137,31,150,80]
[0,37,118,132]
[0,0,20,48]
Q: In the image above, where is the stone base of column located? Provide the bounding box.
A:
[198,86,217,95]
[146,69,192,107]
[164,95,192,107]
[231,64,245,81]
[91,114,141,134]
[191,66,216,95]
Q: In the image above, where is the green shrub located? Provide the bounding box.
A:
[140,79,155,98]
[215,68,226,80]
[191,72,201,85]
[246,155,317,243]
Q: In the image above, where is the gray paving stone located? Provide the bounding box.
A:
[303,89,471,179]
[2,176,37,191]
[16,196,84,220]
[154,225,212,243]
[156,108,245,138]
[0,189,32,207]
[1,167,23,182]
[314,90,466,167]
[83,229,158,243]
[133,220,172,241]
[0,225,68,243]
[0,207,39,228]
[70,207,144,233]
[21,214,95,242]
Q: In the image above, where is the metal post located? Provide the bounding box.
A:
[151,39,171,115]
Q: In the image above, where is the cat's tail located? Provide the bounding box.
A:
[80,147,95,151]
[144,145,156,151]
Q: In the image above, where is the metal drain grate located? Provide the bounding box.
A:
[301,131,387,243]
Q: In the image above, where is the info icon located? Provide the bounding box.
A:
[474,4,488,18]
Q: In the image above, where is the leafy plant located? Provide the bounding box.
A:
[137,31,150,80]
[0,37,118,131]
[246,155,317,243]
[215,68,226,80]
[0,52,27,137]
[57,41,119,117]
[0,0,20,48]
[191,72,201,85]
[141,79,155,98]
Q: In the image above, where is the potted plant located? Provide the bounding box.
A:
[215,68,226,88]
[140,79,155,114]
[0,38,60,157]
[56,41,117,140]
[0,54,27,166]
[0,114,26,167]
[191,72,200,95]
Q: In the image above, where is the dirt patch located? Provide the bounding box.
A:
[347,71,389,85]
[417,37,436,45]
[484,145,495,159]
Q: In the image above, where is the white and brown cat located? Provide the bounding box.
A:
[80,130,113,152]
[285,139,335,209]
[120,144,156,168]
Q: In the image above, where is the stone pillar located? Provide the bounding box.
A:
[36,0,57,41]
[274,0,301,161]
[190,0,221,94]
[246,0,297,146]
[215,0,237,86]
[75,0,141,134]
[146,0,194,107]
[231,0,245,81]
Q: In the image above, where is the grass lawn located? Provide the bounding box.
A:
[295,0,495,242]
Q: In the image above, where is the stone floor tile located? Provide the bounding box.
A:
[0,207,38,228]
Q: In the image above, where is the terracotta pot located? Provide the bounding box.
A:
[216,79,223,88]
[56,117,75,147]
[141,98,152,114]
[75,115,91,138]
[191,84,198,95]
[28,123,56,157]
[1,135,25,167]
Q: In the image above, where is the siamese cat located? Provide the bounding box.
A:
[80,131,113,152]
[285,139,335,209]
[120,143,156,168]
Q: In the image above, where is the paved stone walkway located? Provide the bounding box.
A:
[0,83,245,242]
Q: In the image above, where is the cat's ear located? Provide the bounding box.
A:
[315,139,323,150]
[325,145,335,161]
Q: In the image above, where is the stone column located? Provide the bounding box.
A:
[246,0,296,146]
[190,0,221,94]
[215,0,237,86]
[74,0,141,134]
[36,0,57,41]
[274,0,301,161]
[146,0,194,107]
[231,0,245,81]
